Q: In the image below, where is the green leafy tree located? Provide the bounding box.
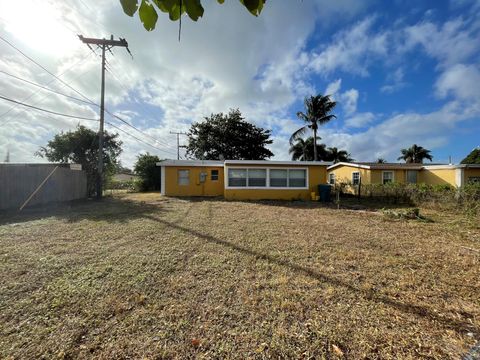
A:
[120,0,266,31]
[290,94,337,161]
[289,136,329,161]
[36,125,122,196]
[325,147,353,163]
[461,148,480,164]
[398,144,433,163]
[134,153,162,191]
[186,109,273,160]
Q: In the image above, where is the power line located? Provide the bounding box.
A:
[0,35,97,106]
[106,121,178,156]
[0,70,95,106]
[0,51,94,121]
[0,95,99,121]
[0,35,177,156]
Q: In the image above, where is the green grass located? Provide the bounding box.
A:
[0,193,479,359]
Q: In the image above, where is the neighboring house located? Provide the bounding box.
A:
[157,160,332,200]
[327,162,480,190]
[113,173,139,182]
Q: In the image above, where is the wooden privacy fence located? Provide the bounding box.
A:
[0,163,87,210]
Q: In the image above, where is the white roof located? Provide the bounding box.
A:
[157,159,333,167]
[224,160,332,166]
[156,160,224,167]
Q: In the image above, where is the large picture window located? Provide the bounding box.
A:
[270,169,288,187]
[248,169,266,187]
[227,168,308,188]
[289,169,306,187]
[178,170,190,186]
[228,169,247,187]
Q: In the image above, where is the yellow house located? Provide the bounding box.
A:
[158,160,332,200]
[327,162,480,188]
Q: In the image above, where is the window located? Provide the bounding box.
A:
[227,168,308,188]
[228,168,247,187]
[329,173,335,185]
[406,170,417,184]
[382,171,394,184]
[248,168,266,187]
[468,177,480,184]
[178,170,190,185]
[211,169,219,181]
[352,172,360,185]
[289,169,306,187]
[270,169,288,187]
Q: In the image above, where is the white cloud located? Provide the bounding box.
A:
[309,17,390,76]
[344,112,375,128]
[435,64,480,101]
[324,79,358,115]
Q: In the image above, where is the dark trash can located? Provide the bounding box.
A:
[318,184,332,202]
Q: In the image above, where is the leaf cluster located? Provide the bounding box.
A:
[120,0,266,31]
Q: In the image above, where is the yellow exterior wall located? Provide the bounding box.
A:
[164,166,224,197]
[328,165,371,184]
[369,169,408,184]
[465,168,480,183]
[224,165,328,201]
[418,169,456,186]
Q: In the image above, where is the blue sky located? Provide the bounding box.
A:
[0,0,479,166]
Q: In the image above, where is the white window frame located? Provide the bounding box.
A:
[211,169,219,181]
[328,173,335,185]
[382,171,394,184]
[225,167,309,190]
[352,171,360,185]
[178,169,190,186]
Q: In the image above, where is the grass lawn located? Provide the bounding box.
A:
[0,193,479,359]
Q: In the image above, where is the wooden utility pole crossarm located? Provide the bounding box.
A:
[78,34,130,199]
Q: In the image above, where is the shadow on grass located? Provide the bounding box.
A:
[144,213,478,335]
[0,196,165,226]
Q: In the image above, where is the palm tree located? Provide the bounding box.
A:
[289,136,328,161]
[326,147,353,163]
[376,158,386,163]
[397,144,433,163]
[290,94,337,161]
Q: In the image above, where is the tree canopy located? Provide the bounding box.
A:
[397,144,433,164]
[186,109,273,160]
[291,94,337,161]
[289,136,328,161]
[289,136,352,163]
[461,148,480,164]
[134,153,162,191]
[36,125,122,196]
[120,0,266,31]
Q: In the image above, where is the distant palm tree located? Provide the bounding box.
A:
[377,158,386,163]
[289,136,327,161]
[290,94,337,161]
[398,144,433,163]
[327,147,353,163]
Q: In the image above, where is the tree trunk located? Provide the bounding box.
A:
[313,128,318,161]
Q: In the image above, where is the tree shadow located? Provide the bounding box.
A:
[0,197,165,226]
[143,213,478,335]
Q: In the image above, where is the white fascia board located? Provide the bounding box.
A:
[224,160,332,166]
[156,160,224,167]
[327,162,370,170]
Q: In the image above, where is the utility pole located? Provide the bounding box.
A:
[170,131,187,160]
[78,35,130,199]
